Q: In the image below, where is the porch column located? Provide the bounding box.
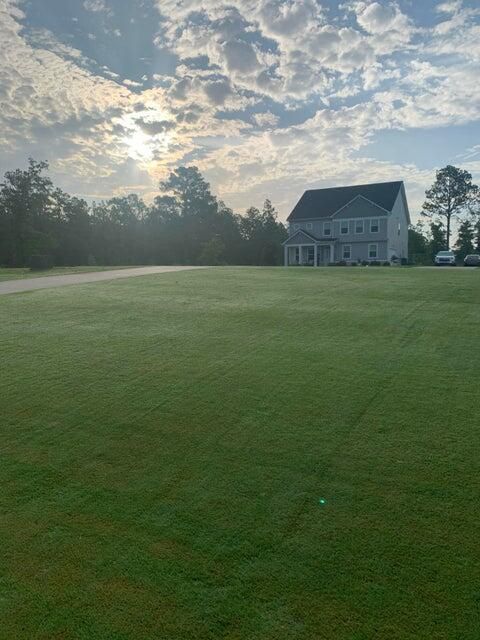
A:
[284,245,288,266]
[314,244,318,267]
[298,246,303,265]
[330,244,334,263]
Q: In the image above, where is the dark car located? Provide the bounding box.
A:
[464,254,480,267]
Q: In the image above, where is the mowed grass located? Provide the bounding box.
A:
[1,267,479,639]
[0,266,134,281]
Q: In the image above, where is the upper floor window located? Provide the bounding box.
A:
[306,222,313,230]
[340,221,349,235]
[355,220,364,234]
[370,219,379,233]
[323,221,332,236]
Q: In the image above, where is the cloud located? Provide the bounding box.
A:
[1,0,479,222]
[136,119,176,135]
[83,0,111,13]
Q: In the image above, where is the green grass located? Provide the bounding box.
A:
[1,267,479,639]
[0,266,134,281]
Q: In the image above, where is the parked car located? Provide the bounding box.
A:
[434,250,456,266]
[464,254,480,267]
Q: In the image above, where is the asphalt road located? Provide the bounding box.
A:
[0,266,205,296]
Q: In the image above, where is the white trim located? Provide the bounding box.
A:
[370,218,380,233]
[331,194,392,218]
[355,219,364,234]
[368,243,378,259]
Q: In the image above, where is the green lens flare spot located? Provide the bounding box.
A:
[319,498,327,505]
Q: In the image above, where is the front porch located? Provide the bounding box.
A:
[284,243,335,266]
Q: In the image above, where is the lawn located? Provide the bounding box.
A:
[1,267,479,639]
[0,266,134,281]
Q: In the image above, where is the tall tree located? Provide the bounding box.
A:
[239,200,287,265]
[428,222,447,259]
[455,220,475,260]
[422,165,479,249]
[408,222,429,265]
[0,159,55,266]
[474,219,480,253]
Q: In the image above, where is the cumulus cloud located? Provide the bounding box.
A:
[1,0,479,220]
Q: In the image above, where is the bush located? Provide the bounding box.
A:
[361,260,369,266]
[349,262,357,266]
[382,261,391,266]
[327,262,337,266]
[336,260,347,266]
[370,260,381,266]
[28,255,53,271]
[401,257,408,266]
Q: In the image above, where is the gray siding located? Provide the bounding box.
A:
[387,190,409,260]
[334,241,388,262]
[290,215,388,243]
[333,196,388,220]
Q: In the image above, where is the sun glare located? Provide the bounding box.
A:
[124,128,154,162]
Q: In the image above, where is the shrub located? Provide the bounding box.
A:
[336,260,347,266]
[401,257,408,266]
[349,262,357,266]
[327,262,337,266]
[370,260,381,266]
[28,255,53,271]
[361,260,369,266]
[383,261,391,266]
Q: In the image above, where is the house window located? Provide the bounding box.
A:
[306,222,313,230]
[355,220,364,234]
[369,243,378,259]
[370,219,379,233]
[307,247,315,263]
[340,221,349,235]
[343,245,351,260]
[323,221,332,236]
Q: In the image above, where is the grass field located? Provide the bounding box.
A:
[0,266,133,281]
[1,267,479,639]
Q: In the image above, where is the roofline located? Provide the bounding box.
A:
[286,180,404,221]
[303,180,403,195]
[400,182,411,225]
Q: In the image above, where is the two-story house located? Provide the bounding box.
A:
[283,181,410,266]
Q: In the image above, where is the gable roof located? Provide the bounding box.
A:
[287,181,404,221]
[282,229,318,245]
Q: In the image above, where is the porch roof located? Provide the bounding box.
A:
[283,229,337,245]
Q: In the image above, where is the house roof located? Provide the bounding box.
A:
[287,181,404,221]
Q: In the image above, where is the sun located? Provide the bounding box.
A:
[124,128,154,162]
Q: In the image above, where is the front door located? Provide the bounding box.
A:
[317,246,330,265]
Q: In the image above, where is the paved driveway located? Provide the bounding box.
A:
[0,266,205,296]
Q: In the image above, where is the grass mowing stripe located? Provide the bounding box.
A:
[1,266,479,639]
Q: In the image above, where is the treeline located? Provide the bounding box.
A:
[409,219,480,264]
[0,160,287,267]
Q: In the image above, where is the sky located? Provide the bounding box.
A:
[0,0,479,223]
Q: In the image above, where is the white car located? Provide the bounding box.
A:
[434,250,456,266]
